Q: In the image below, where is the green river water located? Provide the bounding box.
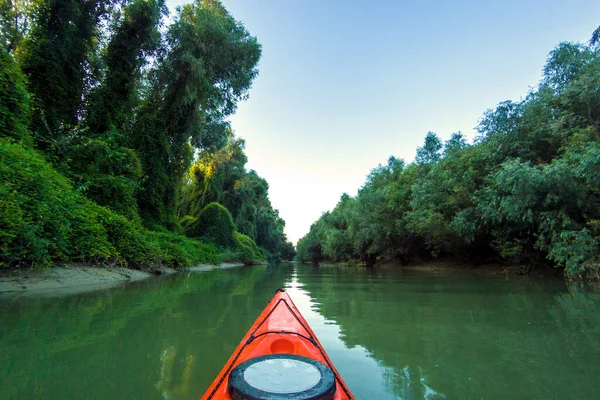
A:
[1,264,599,399]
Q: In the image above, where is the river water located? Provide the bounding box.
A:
[1,263,599,399]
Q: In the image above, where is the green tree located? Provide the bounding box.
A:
[131,0,261,228]
[181,136,294,259]
[185,202,236,247]
[0,0,34,54]
[85,0,166,134]
[415,131,442,164]
[20,0,113,143]
[298,38,600,278]
[591,25,600,48]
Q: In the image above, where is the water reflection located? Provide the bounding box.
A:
[292,265,600,400]
[1,264,599,400]
[0,266,293,400]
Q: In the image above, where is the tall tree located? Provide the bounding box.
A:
[0,48,30,143]
[0,0,34,54]
[131,0,261,228]
[20,0,113,144]
[590,25,600,48]
[85,0,166,134]
[415,131,442,164]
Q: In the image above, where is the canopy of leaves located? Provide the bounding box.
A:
[298,35,600,279]
[130,0,261,228]
[1,0,281,269]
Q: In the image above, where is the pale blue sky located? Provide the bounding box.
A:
[166,0,600,243]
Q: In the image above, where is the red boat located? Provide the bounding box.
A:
[201,289,355,400]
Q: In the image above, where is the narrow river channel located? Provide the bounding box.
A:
[1,263,599,399]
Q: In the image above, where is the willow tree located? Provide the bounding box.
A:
[131,0,261,228]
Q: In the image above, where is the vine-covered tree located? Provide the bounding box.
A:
[85,0,166,134]
[130,0,261,228]
[19,0,114,143]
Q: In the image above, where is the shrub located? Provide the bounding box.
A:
[0,141,114,267]
[234,231,266,264]
[179,215,195,230]
[56,130,142,221]
[0,141,222,269]
[185,202,236,247]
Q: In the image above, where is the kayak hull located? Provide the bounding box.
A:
[201,289,354,400]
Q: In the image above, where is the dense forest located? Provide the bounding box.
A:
[0,0,293,270]
[297,29,600,280]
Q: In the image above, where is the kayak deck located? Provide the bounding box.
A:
[201,289,354,400]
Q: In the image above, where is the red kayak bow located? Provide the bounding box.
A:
[201,289,354,400]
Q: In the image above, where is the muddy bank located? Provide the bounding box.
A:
[0,262,245,297]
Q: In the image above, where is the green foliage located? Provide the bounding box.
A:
[0,0,34,53]
[0,140,113,267]
[299,39,600,279]
[592,25,600,48]
[233,231,265,264]
[179,215,195,230]
[56,130,142,221]
[130,0,261,229]
[85,0,166,134]
[0,0,281,271]
[415,131,442,164]
[0,48,30,143]
[181,137,294,259]
[185,202,236,247]
[183,202,267,264]
[97,206,221,268]
[20,0,111,141]
[0,140,221,269]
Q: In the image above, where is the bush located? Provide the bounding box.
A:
[56,130,142,221]
[179,215,195,230]
[0,141,222,269]
[234,231,266,264]
[185,202,236,246]
[0,48,30,144]
[0,141,115,267]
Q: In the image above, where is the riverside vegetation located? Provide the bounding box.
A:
[297,28,600,280]
[0,0,294,271]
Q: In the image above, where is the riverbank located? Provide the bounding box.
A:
[0,262,245,297]
[298,259,565,279]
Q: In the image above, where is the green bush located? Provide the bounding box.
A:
[0,48,30,144]
[0,140,115,267]
[179,215,195,230]
[56,130,142,221]
[0,140,222,269]
[185,202,236,246]
[234,231,265,264]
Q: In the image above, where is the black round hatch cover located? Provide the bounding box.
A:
[228,353,336,400]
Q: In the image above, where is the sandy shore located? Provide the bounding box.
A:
[0,262,244,297]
